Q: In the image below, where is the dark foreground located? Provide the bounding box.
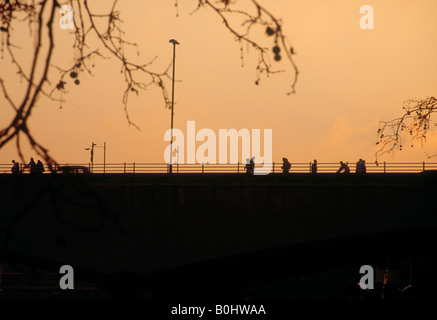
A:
[0,172,436,300]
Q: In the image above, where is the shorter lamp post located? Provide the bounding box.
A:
[85,141,106,172]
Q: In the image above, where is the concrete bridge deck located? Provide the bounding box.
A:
[0,172,436,298]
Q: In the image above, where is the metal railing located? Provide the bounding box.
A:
[1,161,437,174]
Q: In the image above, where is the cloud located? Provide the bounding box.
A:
[309,116,376,161]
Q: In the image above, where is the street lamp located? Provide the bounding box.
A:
[169,38,180,173]
[84,141,106,172]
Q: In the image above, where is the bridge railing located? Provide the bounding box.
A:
[1,161,437,174]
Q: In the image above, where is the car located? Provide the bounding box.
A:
[57,165,93,174]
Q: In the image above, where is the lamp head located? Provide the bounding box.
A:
[169,39,180,45]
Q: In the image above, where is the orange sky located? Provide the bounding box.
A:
[1,0,437,169]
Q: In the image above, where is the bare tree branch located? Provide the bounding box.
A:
[0,0,299,167]
[1,0,57,169]
[376,96,437,159]
[194,0,299,94]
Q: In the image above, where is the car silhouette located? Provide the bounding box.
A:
[57,165,92,174]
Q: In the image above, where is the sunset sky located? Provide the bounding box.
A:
[1,0,437,170]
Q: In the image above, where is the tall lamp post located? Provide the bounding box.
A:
[169,39,180,173]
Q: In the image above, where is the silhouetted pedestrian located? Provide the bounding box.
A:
[36,160,45,174]
[311,159,317,173]
[250,157,255,174]
[356,159,363,174]
[245,157,255,175]
[362,159,366,173]
[26,157,36,174]
[11,160,20,174]
[336,161,350,174]
[244,158,252,175]
[281,157,291,174]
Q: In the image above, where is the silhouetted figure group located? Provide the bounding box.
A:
[12,157,45,174]
[36,160,45,173]
[277,158,367,174]
[356,158,367,174]
[245,157,255,175]
[276,158,366,174]
[336,159,367,174]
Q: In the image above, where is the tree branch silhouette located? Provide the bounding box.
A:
[375,96,437,159]
[191,0,298,92]
[0,0,298,167]
[0,0,56,170]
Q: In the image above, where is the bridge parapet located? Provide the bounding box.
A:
[1,173,436,276]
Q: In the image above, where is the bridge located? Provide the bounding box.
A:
[0,172,436,299]
[2,161,437,174]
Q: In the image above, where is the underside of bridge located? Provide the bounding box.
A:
[1,172,436,299]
